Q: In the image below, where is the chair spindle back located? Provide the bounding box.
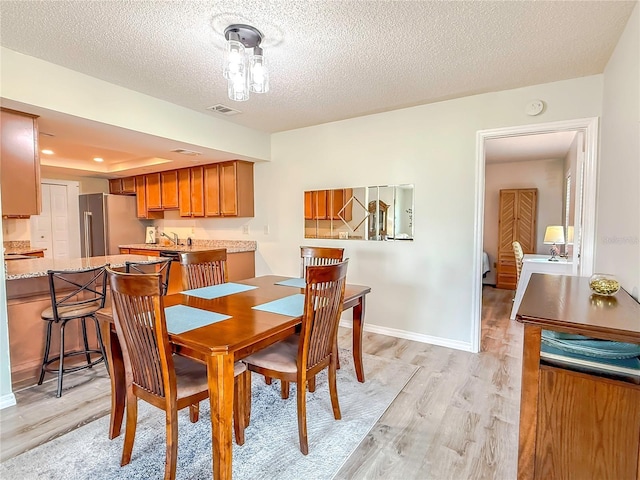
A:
[179,249,228,290]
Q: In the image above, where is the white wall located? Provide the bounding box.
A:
[0,47,271,163]
[598,4,640,300]
[483,158,564,285]
[257,76,603,349]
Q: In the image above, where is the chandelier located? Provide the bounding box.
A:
[223,24,269,102]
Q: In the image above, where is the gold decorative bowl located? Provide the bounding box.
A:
[589,274,620,296]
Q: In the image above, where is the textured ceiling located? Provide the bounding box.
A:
[0,0,635,134]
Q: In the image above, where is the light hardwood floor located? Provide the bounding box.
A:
[0,286,522,478]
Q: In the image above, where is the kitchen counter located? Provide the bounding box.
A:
[119,239,257,254]
[5,254,160,387]
[3,240,46,257]
[5,254,159,281]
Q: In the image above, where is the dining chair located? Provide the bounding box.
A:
[106,267,250,480]
[244,259,349,455]
[125,258,172,295]
[178,249,228,289]
[38,265,109,397]
[512,241,524,287]
[299,246,344,277]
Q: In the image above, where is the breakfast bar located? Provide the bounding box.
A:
[4,254,159,386]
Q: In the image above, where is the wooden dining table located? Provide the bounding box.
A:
[97,274,371,480]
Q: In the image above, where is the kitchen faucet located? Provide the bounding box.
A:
[160,231,179,245]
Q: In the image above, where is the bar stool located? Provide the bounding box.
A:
[38,265,109,397]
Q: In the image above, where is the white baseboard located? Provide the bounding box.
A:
[0,392,16,410]
[339,319,474,353]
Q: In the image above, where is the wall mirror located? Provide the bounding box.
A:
[304,184,414,241]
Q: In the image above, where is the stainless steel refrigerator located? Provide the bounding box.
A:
[79,193,146,257]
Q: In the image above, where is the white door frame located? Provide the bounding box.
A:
[471,117,599,353]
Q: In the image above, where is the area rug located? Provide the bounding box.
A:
[0,350,417,480]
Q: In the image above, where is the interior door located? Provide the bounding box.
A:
[571,131,585,276]
[30,183,71,259]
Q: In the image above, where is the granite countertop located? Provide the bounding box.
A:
[5,254,161,281]
[3,241,46,256]
[120,239,257,254]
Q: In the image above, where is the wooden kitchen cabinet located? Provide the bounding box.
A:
[178,167,205,217]
[329,188,353,222]
[219,160,254,217]
[1,108,41,217]
[204,164,221,216]
[161,170,179,209]
[145,173,162,210]
[109,177,136,195]
[135,175,163,219]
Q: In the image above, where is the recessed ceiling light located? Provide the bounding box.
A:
[41,149,54,155]
[93,157,104,162]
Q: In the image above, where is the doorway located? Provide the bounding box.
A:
[471,118,599,352]
[30,179,81,259]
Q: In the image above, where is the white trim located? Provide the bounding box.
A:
[473,117,599,352]
[339,320,474,353]
[0,392,16,410]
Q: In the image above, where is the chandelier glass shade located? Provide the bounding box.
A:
[223,24,269,102]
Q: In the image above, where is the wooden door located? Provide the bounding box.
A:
[1,108,40,216]
[160,170,179,209]
[204,164,221,216]
[178,168,192,217]
[109,179,123,194]
[496,189,537,290]
[121,177,136,194]
[135,176,147,218]
[190,167,205,217]
[220,162,238,216]
[145,173,162,210]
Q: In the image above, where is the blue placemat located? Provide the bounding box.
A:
[275,278,306,288]
[252,294,305,317]
[164,305,230,334]
[181,282,257,300]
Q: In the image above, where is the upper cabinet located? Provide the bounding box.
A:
[109,177,135,195]
[1,108,41,217]
[178,167,205,217]
[111,160,254,218]
[220,160,254,217]
[135,175,163,219]
[160,171,179,209]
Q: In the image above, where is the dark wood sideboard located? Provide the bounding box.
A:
[516,274,640,480]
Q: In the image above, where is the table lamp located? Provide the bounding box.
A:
[543,225,565,261]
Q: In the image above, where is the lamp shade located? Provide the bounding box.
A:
[543,226,565,245]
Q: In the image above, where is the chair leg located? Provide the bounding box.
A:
[264,375,272,385]
[329,358,342,420]
[38,320,53,385]
[56,320,67,398]
[233,373,246,446]
[281,380,290,399]
[80,317,92,366]
[165,408,179,480]
[335,340,341,370]
[93,315,110,375]
[244,370,252,426]
[308,376,316,392]
[297,379,309,455]
[121,392,138,466]
[189,403,199,423]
